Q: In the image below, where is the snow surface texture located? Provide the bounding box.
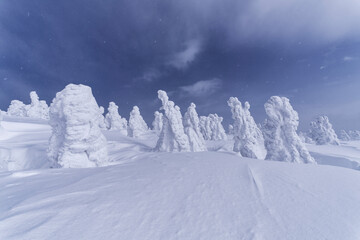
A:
[7,100,27,117]
[2,116,360,239]
[152,111,163,134]
[263,96,315,164]
[26,91,49,120]
[48,84,108,168]
[155,90,190,152]
[308,116,340,145]
[183,103,207,152]
[227,97,265,159]
[128,106,148,138]
[199,114,227,141]
[105,102,128,135]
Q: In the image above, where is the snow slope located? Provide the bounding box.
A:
[1,118,360,240]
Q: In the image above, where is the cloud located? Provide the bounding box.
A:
[168,39,201,69]
[343,56,357,62]
[179,78,222,97]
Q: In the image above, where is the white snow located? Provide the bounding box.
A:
[105,102,128,135]
[199,114,227,141]
[152,111,163,134]
[308,115,340,145]
[183,103,207,152]
[1,106,360,239]
[128,106,148,138]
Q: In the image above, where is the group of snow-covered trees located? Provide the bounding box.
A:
[7,91,49,120]
[4,83,351,168]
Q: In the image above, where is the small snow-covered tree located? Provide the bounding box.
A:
[348,130,360,140]
[26,91,49,119]
[199,114,227,141]
[183,103,207,152]
[263,96,315,164]
[227,97,265,159]
[154,90,190,152]
[7,100,27,117]
[308,116,340,145]
[105,102,128,135]
[228,124,234,135]
[152,111,163,134]
[48,84,108,168]
[298,131,315,144]
[128,106,148,138]
[338,130,351,141]
[98,106,107,129]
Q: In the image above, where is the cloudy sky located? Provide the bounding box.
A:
[1,0,360,130]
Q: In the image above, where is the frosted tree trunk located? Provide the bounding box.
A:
[154,90,190,152]
[263,96,315,164]
[183,103,207,152]
[228,97,265,159]
[48,84,108,168]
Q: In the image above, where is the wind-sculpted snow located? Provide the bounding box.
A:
[105,102,128,135]
[128,106,148,138]
[48,84,108,168]
[7,100,27,117]
[183,103,207,152]
[263,96,315,164]
[199,114,227,141]
[228,97,265,159]
[308,116,340,145]
[155,90,190,152]
[152,111,163,134]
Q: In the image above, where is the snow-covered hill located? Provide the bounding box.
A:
[1,117,360,240]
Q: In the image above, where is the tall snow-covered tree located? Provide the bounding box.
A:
[227,97,265,159]
[7,100,27,117]
[183,103,207,152]
[263,96,315,164]
[154,90,190,152]
[308,116,340,145]
[105,102,128,135]
[199,114,227,141]
[128,106,148,138]
[48,84,108,168]
[152,111,163,134]
[338,130,351,141]
[26,91,49,119]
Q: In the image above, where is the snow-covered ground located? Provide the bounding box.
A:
[1,117,360,240]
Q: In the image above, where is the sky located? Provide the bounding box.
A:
[0,0,360,131]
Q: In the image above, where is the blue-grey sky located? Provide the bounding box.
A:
[1,0,360,131]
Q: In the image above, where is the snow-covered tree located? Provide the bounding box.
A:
[154,90,190,152]
[128,106,148,138]
[348,130,360,140]
[26,91,49,119]
[98,106,107,129]
[228,124,234,135]
[308,116,340,145]
[338,130,351,141]
[7,100,27,117]
[105,102,128,135]
[48,84,108,168]
[263,96,315,164]
[298,131,315,144]
[183,103,207,152]
[227,97,265,159]
[152,111,163,134]
[199,114,227,141]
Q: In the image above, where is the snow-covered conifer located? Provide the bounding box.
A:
[339,130,351,141]
[348,130,360,140]
[152,111,163,134]
[48,84,108,168]
[298,131,315,144]
[7,100,27,117]
[228,97,265,159]
[105,102,128,135]
[154,90,190,152]
[26,91,49,119]
[228,124,234,135]
[308,116,340,145]
[128,106,148,138]
[263,96,315,164]
[183,103,207,152]
[199,114,227,141]
[98,106,107,129]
